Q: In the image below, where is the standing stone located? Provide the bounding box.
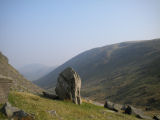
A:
[0,76,12,104]
[55,67,82,104]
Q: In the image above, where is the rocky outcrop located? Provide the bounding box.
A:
[55,67,82,105]
[1,102,34,119]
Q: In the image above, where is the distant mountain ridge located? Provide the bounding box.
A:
[0,52,43,94]
[35,39,160,109]
[18,64,56,81]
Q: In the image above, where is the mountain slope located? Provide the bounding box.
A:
[35,39,160,109]
[0,52,43,94]
[18,64,56,81]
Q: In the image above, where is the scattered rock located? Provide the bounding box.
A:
[13,110,35,120]
[48,110,57,116]
[55,67,82,105]
[153,115,160,120]
[1,102,20,118]
[104,100,152,120]
[1,102,34,120]
[124,105,152,120]
[104,100,122,112]
[43,91,59,100]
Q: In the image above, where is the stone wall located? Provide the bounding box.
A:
[0,77,12,104]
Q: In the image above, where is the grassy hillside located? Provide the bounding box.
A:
[0,52,43,94]
[0,91,140,120]
[35,39,160,109]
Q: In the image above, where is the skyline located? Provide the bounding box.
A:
[0,0,160,68]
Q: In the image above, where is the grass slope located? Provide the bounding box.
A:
[35,39,160,109]
[0,91,141,120]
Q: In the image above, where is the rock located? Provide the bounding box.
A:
[43,91,59,100]
[153,115,160,120]
[104,100,122,112]
[124,105,132,114]
[121,104,127,111]
[113,103,123,112]
[124,105,152,120]
[55,67,82,105]
[1,102,20,118]
[1,102,34,119]
[13,110,34,120]
[48,110,57,116]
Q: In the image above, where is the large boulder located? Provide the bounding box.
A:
[55,67,82,105]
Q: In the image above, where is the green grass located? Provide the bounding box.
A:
[1,91,141,120]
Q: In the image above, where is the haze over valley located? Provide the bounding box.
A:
[18,64,57,81]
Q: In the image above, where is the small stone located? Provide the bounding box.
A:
[48,110,57,116]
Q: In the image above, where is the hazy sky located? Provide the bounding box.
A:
[0,0,160,68]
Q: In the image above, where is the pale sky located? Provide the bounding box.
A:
[0,0,160,68]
